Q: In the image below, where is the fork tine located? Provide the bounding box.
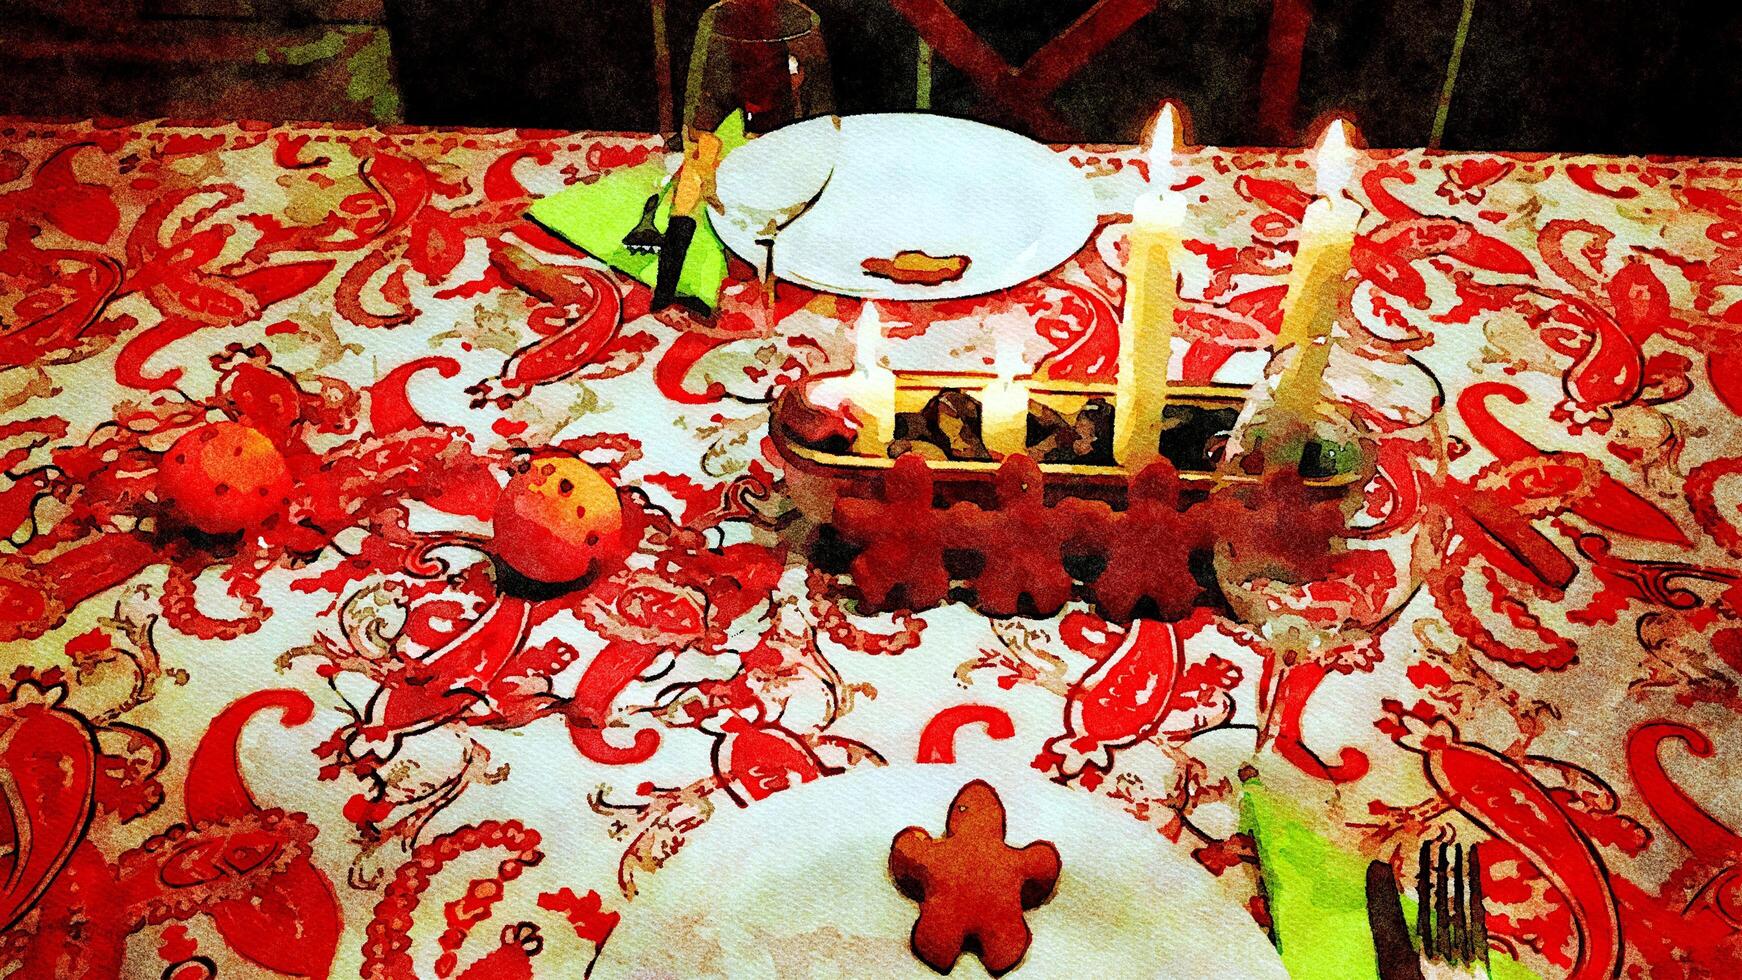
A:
[1416,841,1434,958]
[1449,844,1468,964]
[620,191,665,254]
[1433,842,1452,961]
[1468,842,1491,970]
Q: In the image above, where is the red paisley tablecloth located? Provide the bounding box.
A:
[3,117,1742,979]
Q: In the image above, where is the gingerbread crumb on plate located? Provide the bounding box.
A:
[861,250,972,286]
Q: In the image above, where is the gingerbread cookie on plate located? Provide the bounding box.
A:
[890,780,1060,975]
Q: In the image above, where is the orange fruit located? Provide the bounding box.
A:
[158,422,292,535]
[491,456,630,584]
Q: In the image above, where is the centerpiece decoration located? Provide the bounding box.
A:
[1112,102,1190,470]
[770,108,1431,621]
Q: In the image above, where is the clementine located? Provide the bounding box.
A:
[158,422,293,535]
[491,456,630,584]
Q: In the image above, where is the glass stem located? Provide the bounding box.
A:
[758,236,776,306]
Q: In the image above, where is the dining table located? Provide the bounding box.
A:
[3,114,1741,980]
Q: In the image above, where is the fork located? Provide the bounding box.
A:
[1416,840,1491,976]
[621,190,665,255]
[620,150,684,255]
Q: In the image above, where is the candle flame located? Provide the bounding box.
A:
[1314,117,1357,198]
[993,338,1022,381]
[1145,102,1185,190]
[854,301,880,369]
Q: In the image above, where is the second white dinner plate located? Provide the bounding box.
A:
[710,113,1099,301]
[592,762,1286,978]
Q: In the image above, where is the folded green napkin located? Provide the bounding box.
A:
[527,112,748,309]
[1241,780,1541,980]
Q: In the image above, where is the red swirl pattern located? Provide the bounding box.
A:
[3,118,1742,977]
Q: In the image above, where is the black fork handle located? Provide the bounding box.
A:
[652,215,696,310]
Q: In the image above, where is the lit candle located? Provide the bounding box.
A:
[979,341,1030,457]
[1112,102,1190,469]
[845,302,896,454]
[1270,118,1364,426]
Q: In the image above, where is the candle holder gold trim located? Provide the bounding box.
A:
[772,370,1365,485]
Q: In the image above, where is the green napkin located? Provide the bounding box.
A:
[527,112,749,309]
[1241,780,1542,980]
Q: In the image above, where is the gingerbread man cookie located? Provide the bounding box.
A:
[889,780,1061,975]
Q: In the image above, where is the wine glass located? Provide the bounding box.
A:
[684,0,835,140]
[687,0,838,322]
[711,115,840,307]
[1210,346,1449,777]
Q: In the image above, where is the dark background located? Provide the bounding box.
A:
[6,0,1742,154]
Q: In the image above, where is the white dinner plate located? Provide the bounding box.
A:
[592,762,1286,978]
[710,113,1099,301]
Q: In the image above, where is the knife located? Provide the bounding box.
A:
[651,132,722,311]
[1366,860,1425,980]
